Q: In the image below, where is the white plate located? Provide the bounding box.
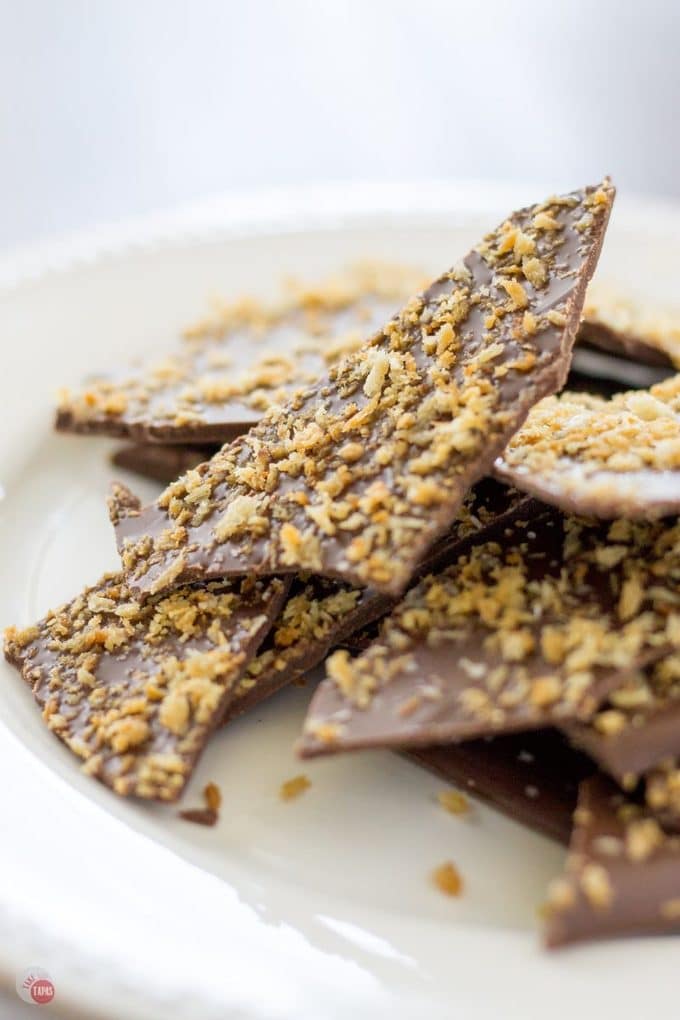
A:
[2,182,680,1020]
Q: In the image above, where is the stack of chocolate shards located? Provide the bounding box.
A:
[17,179,680,950]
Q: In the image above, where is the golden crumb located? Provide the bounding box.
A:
[113,183,614,600]
[279,774,311,801]
[579,863,614,910]
[204,781,222,813]
[437,789,470,815]
[431,861,463,897]
[660,897,680,920]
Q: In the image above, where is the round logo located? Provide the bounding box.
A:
[16,967,55,1006]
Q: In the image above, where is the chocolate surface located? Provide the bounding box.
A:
[569,347,670,392]
[407,730,594,845]
[544,775,680,947]
[223,481,535,725]
[112,443,218,484]
[565,656,680,784]
[298,512,680,757]
[4,573,287,801]
[111,182,614,600]
[580,284,680,369]
[56,263,425,444]
[494,376,680,520]
[222,576,388,725]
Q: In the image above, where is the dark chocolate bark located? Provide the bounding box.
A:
[298,512,678,757]
[112,182,615,599]
[494,377,680,520]
[406,730,593,845]
[56,263,425,444]
[4,573,288,801]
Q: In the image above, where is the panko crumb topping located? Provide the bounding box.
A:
[300,511,680,755]
[583,284,680,369]
[3,573,286,801]
[235,579,366,698]
[114,182,614,599]
[56,261,428,440]
[230,482,528,714]
[495,375,680,518]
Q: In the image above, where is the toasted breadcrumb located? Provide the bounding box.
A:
[437,789,470,815]
[279,774,311,801]
[431,861,464,897]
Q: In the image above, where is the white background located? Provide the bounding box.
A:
[2,0,680,252]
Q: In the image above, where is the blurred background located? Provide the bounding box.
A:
[1,0,680,254]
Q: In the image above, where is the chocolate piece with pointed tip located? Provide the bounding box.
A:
[3,572,288,802]
[111,182,615,600]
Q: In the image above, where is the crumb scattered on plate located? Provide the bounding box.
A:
[437,789,470,815]
[279,774,311,801]
[431,861,464,897]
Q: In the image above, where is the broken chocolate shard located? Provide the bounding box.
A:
[3,572,288,802]
[569,347,670,394]
[222,576,389,725]
[565,655,680,785]
[544,774,680,947]
[112,443,218,485]
[178,807,218,826]
[56,262,426,444]
[494,375,680,520]
[406,730,594,845]
[222,481,535,725]
[581,284,680,369]
[112,181,615,600]
[298,512,680,758]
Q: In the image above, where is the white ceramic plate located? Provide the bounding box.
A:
[2,182,680,1020]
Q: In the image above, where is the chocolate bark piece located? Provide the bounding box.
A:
[112,182,615,600]
[569,347,670,394]
[338,479,538,653]
[298,512,680,758]
[565,655,680,785]
[56,262,426,444]
[112,443,218,485]
[580,284,680,369]
[544,775,680,947]
[406,730,594,845]
[494,375,680,520]
[3,573,288,802]
[223,577,388,724]
[223,481,536,724]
